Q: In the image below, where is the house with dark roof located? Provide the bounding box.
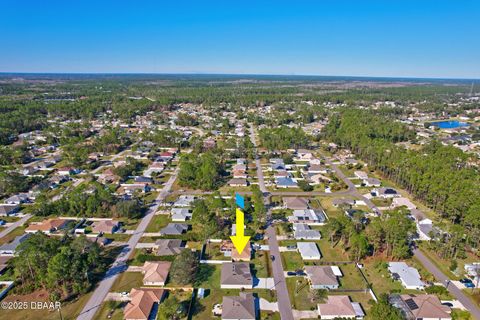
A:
[222,292,256,320]
[221,262,253,289]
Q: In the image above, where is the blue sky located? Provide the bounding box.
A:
[1,0,479,78]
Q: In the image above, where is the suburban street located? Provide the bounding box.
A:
[0,214,32,239]
[249,124,295,320]
[77,167,179,320]
[414,249,480,320]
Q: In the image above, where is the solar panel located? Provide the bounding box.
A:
[405,298,418,310]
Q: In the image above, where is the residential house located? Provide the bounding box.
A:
[298,242,322,260]
[91,220,119,234]
[388,262,425,290]
[283,197,309,210]
[293,224,321,240]
[417,219,433,241]
[174,195,196,207]
[317,295,365,319]
[159,223,188,236]
[4,193,30,204]
[97,168,120,184]
[142,261,171,286]
[233,170,248,179]
[171,208,193,221]
[155,239,185,256]
[364,178,381,187]
[221,262,253,289]
[124,288,165,320]
[354,171,368,180]
[0,233,32,255]
[391,197,417,210]
[25,219,70,234]
[222,292,256,320]
[389,294,451,320]
[304,266,342,290]
[288,209,326,225]
[371,187,399,198]
[275,177,297,188]
[228,178,248,187]
[220,240,252,262]
[296,149,314,161]
[0,204,19,216]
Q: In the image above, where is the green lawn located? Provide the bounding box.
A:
[110,271,144,292]
[0,226,26,245]
[280,251,304,271]
[95,301,126,320]
[145,214,170,233]
[338,263,368,290]
[251,250,272,278]
[286,277,319,311]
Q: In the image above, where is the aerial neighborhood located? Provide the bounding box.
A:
[0,75,479,320]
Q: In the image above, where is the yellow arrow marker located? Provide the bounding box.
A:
[230,208,251,254]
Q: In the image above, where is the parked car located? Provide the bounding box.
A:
[460,278,473,284]
[270,255,275,261]
[287,271,297,276]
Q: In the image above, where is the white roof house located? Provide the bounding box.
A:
[391,197,417,210]
[171,208,193,221]
[293,224,321,240]
[388,262,425,290]
[354,171,368,180]
[288,209,326,225]
[297,242,322,260]
[174,195,196,207]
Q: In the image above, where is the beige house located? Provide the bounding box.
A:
[91,220,119,234]
[142,261,171,286]
[317,295,364,319]
[124,288,165,320]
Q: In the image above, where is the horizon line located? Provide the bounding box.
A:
[0,71,479,82]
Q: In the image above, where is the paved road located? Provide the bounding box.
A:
[0,214,32,239]
[414,249,480,320]
[77,167,179,320]
[249,123,294,320]
[266,226,294,320]
[325,158,380,213]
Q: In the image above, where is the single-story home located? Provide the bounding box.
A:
[91,220,119,234]
[364,178,381,187]
[298,242,322,260]
[142,261,171,286]
[304,265,342,290]
[371,187,399,198]
[25,219,70,234]
[283,197,310,210]
[391,197,417,210]
[222,292,256,320]
[354,171,368,180]
[317,295,365,319]
[417,219,433,241]
[293,224,321,240]
[275,177,297,188]
[0,204,19,216]
[389,294,451,320]
[288,209,326,225]
[0,233,32,255]
[171,208,193,221]
[124,288,165,320]
[174,195,196,207]
[159,223,188,236]
[388,262,425,290]
[221,262,253,289]
[220,240,252,262]
[155,239,185,256]
[228,178,248,187]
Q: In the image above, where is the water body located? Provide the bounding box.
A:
[430,120,469,129]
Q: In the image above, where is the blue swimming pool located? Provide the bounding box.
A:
[430,120,469,129]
